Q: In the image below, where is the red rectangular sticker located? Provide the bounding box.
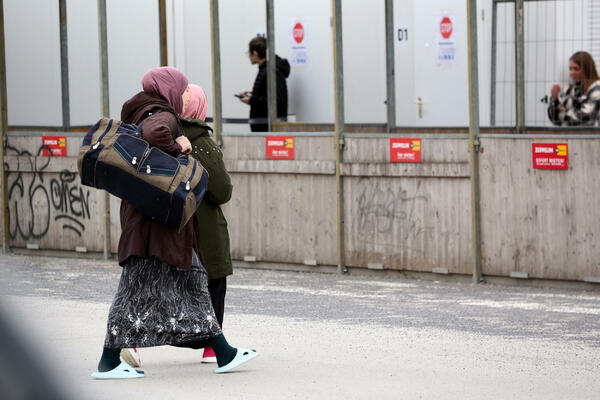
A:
[532,143,568,170]
[266,136,294,160]
[42,136,67,157]
[390,138,421,163]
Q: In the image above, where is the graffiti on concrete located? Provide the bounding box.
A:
[356,178,432,244]
[5,145,91,240]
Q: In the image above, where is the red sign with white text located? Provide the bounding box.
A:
[532,143,568,170]
[440,16,453,39]
[390,138,421,163]
[293,22,305,44]
[42,136,67,157]
[266,136,295,160]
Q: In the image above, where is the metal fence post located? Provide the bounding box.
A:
[467,0,483,283]
[385,0,396,133]
[332,0,347,274]
[210,0,223,146]
[59,0,70,131]
[98,0,111,260]
[266,0,277,132]
[159,0,168,66]
[515,0,525,132]
[490,0,498,126]
[0,0,8,253]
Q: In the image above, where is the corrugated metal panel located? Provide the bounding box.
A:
[479,138,600,281]
[344,176,473,273]
[223,173,338,266]
[3,163,105,252]
[4,133,600,282]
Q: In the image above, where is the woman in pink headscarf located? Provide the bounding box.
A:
[177,84,234,363]
[92,68,257,380]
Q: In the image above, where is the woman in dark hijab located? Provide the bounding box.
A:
[91,67,257,379]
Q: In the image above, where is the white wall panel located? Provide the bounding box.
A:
[67,0,101,125]
[5,0,62,126]
[106,0,160,120]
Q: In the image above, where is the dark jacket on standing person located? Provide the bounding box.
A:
[249,55,291,131]
[179,117,233,280]
[117,91,202,271]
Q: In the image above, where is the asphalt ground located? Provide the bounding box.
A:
[0,253,599,399]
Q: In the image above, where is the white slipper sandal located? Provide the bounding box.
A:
[91,361,144,379]
[120,348,141,368]
[215,349,258,374]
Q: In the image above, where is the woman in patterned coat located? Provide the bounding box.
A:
[91,67,257,379]
[548,51,600,126]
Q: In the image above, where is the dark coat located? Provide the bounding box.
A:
[117,91,202,271]
[180,118,233,279]
[249,55,291,131]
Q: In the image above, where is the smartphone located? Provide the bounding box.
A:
[234,94,243,98]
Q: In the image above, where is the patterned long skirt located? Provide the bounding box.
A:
[104,253,222,348]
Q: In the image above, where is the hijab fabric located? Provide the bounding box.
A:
[181,84,208,121]
[141,67,188,114]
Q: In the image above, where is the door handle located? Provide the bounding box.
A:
[414,97,424,119]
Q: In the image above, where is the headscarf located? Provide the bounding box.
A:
[180,84,208,121]
[141,67,188,114]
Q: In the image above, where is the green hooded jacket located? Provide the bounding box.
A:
[180,117,233,279]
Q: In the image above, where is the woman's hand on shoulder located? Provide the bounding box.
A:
[176,136,192,155]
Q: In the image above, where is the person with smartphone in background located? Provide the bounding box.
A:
[237,36,290,132]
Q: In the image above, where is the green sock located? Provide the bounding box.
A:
[98,347,121,372]
[207,334,237,367]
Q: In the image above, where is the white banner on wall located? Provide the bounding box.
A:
[436,14,456,65]
[290,20,308,66]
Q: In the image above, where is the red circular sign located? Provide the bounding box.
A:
[293,22,304,44]
[440,16,453,39]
